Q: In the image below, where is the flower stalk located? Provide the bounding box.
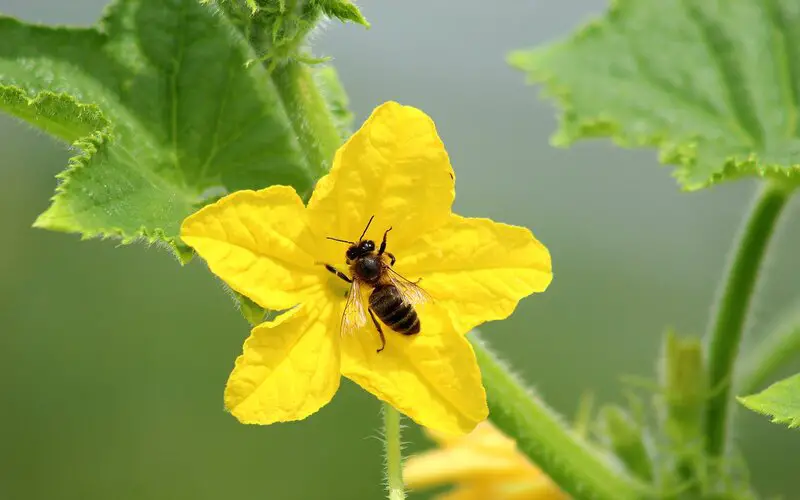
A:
[271,60,343,182]
[470,334,649,500]
[383,403,406,500]
[219,0,350,186]
[704,181,793,458]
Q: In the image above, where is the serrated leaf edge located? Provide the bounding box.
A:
[737,394,800,429]
[6,0,357,263]
[28,111,188,261]
[507,4,800,192]
[0,85,181,252]
[314,0,370,28]
[0,85,109,142]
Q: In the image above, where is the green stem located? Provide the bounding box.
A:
[704,182,792,457]
[272,60,343,181]
[220,2,345,184]
[382,403,405,500]
[470,335,649,500]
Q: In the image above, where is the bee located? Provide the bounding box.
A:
[323,215,430,353]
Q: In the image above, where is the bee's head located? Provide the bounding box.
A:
[328,215,378,262]
[346,240,375,261]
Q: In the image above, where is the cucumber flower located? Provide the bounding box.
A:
[180,102,552,435]
[404,422,568,499]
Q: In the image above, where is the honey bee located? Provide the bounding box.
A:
[323,215,430,353]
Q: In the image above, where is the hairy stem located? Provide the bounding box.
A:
[217,1,345,183]
[272,60,343,182]
[470,334,649,500]
[383,403,405,500]
[704,182,792,457]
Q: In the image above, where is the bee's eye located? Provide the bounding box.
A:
[363,241,375,251]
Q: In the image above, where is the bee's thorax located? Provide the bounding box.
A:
[352,254,382,284]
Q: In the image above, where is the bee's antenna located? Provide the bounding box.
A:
[326,236,355,245]
[359,215,375,241]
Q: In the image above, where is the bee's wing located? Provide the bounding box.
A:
[341,278,368,336]
[386,267,433,306]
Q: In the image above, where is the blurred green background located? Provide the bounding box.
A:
[2,1,800,499]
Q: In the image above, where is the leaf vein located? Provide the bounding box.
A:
[763,0,800,138]
[170,0,188,187]
[680,0,764,146]
[198,54,237,182]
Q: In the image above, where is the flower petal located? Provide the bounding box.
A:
[438,479,567,500]
[181,186,323,310]
[404,448,527,490]
[408,422,569,500]
[340,304,487,435]
[307,101,455,263]
[436,486,489,500]
[224,294,340,424]
[398,215,552,334]
[406,422,534,490]
[426,421,520,452]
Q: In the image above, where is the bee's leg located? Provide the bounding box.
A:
[368,308,386,353]
[386,252,396,266]
[378,227,393,255]
[324,264,352,283]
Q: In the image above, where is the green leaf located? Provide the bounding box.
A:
[597,406,653,482]
[0,85,108,142]
[314,0,369,28]
[0,0,343,253]
[738,373,800,428]
[314,65,355,138]
[214,0,368,65]
[510,0,800,190]
[232,290,268,326]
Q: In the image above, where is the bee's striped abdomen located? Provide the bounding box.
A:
[369,284,420,335]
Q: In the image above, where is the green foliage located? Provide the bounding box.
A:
[597,406,653,482]
[0,0,360,255]
[703,184,792,460]
[233,290,269,326]
[314,65,355,137]
[656,332,707,490]
[470,333,651,500]
[314,0,369,27]
[0,86,108,141]
[509,0,800,190]
[215,0,367,67]
[659,331,705,436]
[739,373,800,429]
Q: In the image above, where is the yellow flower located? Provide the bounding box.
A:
[404,422,569,500]
[180,102,552,435]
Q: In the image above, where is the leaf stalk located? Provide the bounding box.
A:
[704,181,793,458]
[470,334,650,500]
[271,60,343,184]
